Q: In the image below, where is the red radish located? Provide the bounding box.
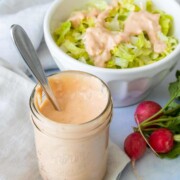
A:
[134,101,162,124]
[149,128,174,153]
[124,132,147,161]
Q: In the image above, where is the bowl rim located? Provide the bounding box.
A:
[44,0,180,75]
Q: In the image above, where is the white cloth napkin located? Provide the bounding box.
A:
[0,58,130,180]
[0,0,56,72]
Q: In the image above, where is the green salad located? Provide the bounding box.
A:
[53,0,178,69]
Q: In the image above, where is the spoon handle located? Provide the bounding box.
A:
[10,24,60,111]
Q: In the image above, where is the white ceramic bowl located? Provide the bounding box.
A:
[44,0,180,107]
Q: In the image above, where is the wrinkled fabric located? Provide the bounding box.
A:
[0,0,56,72]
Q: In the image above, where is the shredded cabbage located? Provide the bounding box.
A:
[86,0,108,10]
[53,0,178,69]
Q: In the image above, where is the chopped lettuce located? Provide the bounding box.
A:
[160,14,173,35]
[53,0,178,69]
[146,0,153,12]
[86,0,108,10]
[54,21,71,45]
[62,40,86,57]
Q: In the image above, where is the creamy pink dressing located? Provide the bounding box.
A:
[84,6,123,67]
[35,73,108,124]
[69,2,166,67]
[84,27,125,67]
[69,9,100,28]
[124,10,166,53]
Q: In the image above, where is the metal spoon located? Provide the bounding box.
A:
[10,24,61,111]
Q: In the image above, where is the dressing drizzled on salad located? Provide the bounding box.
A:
[84,9,166,67]
[54,0,178,68]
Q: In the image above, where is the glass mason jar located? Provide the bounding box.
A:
[29,71,113,180]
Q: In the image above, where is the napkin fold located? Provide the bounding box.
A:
[0,60,39,180]
[0,59,130,180]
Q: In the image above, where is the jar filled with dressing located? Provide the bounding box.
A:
[29,71,113,180]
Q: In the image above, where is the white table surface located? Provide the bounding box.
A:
[110,61,180,180]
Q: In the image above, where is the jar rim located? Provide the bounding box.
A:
[29,70,112,128]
